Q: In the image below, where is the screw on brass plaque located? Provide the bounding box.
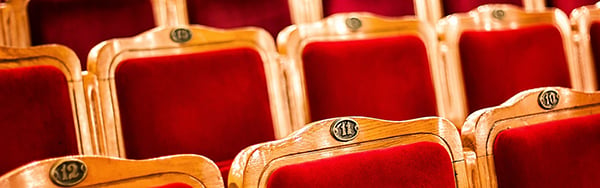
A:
[330,118,359,142]
[538,89,560,110]
[345,17,362,31]
[170,28,192,43]
[492,9,505,20]
[50,159,87,187]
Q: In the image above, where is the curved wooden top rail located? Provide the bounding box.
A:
[0,154,223,188]
[229,116,467,188]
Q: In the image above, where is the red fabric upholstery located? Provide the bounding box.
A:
[187,0,291,37]
[589,22,600,88]
[322,0,415,17]
[0,66,78,175]
[443,0,522,15]
[267,142,456,188]
[28,0,155,69]
[301,35,438,122]
[493,113,600,187]
[151,183,193,188]
[546,0,597,15]
[115,48,275,165]
[459,25,571,112]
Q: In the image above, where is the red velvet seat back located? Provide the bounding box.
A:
[0,66,78,175]
[187,0,291,37]
[443,0,522,15]
[493,113,600,187]
[301,35,438,122]
[267,142,456,188]
[459,25,571,112]
[546,0,597,15]
[589,22,600,88]
[114,48,276,177]
[28,0,155,69]
[322,0,415,17]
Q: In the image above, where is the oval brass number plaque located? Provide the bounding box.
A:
[538,89,560,110]
[330,118,359,142]
[345,17,362,31]
[50,159,87,187]
[170,28,192,43]
[492,9,505,20]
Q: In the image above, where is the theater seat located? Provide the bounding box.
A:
[461,87,600,187]
[321,0,416,17]
[279,12,461,129]
[546,0,598,14]
[0,154,223,188]
[87,26,291,183]
[229,117,468,187]
[442,0,524,15]
[438,5,590,120]
[27,0,156,69]
[288,0,442,24]
[186,0,292,37]
[0,45,92,175]
[572,2,600,90]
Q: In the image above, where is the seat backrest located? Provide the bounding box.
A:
[229,117,468,188]
[321,0,416,17]
[288,0,442,24]
[0,45,92,175]
[442,0,525,15]
[186,0,292,37]
[87,25,291,180]
[27,0,156,69]
[462,87,600,187]
[546,0,598,14]
[438,4,591,116]
[279,12,461,129]
[572,2,600,90]
[0,154,223,188]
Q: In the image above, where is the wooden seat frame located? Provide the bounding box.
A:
[87,25,292,157]
[0,154,223,188]
[0,0,30,47]
[278,12,460,129]
[0,44,94,154]
[571,1,600,89]
[438,4,594,127]
[461,87,600,187]
[229,116,468,188]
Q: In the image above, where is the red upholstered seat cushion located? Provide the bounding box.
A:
[459,25,571,112]
[0,66,78,175]
[267,142,456,188]
[187,0,291,37]
[28,0,155,69]
[151,183,193,188]
[443,0,522,15]
[323,0,415,17]
[493,113,600,187]
[546,0,597,15]
[115,48,275,165]
[589,22,600,88]
[301,35,438,122]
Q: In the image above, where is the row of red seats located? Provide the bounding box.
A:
[2,1,600,181]
[1,1,600,187]
[0,0,596,69]
[0,87,599,188]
